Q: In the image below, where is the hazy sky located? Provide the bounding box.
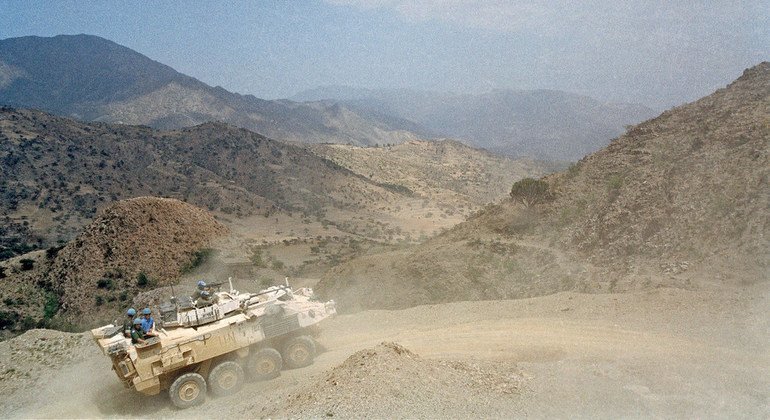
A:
[0,0,767,108]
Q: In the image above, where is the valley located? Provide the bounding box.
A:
[0,23,767,419]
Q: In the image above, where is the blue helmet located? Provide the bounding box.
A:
[200,290,210,298]
[133,318,142,325]
[197,280,207,290]
[142,308,151,315]
[127,308,136,316]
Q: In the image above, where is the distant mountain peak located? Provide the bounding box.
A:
[735,61,769,84]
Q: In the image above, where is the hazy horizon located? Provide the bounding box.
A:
[1,1,767,109]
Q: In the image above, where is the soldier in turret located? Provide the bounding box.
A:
[192,280,219,307]
[140,307,157,337]
[130,318,146,345]
[123,308,137,338]
[191,280,209,300]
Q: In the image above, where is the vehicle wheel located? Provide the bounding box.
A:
[208,360,245,397]
[247,347,282,381]
[169,372,207,409]
[282,335,316,369]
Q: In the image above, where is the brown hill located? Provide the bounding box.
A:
[316,62,770,312]
[313,140,553,205]
[1,197,227,330]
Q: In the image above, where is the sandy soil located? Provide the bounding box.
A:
[1,283,768,418]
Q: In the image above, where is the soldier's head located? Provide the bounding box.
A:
[127,308,136,317]
[133,318,142,327]
[197,280,207,290]
[142,308,151,318]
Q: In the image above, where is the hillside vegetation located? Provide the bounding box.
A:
[0,197,227,332]
[0,108,545,260]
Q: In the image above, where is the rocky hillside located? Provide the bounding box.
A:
[1,108,546,259]
[0,109,392,254]
[0,34,424,146]
[293,86,656,160]
[316,62,770,312]
[0,197,227,331]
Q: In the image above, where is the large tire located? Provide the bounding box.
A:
[208,360,245,397]
[282,335,316,369]
[247,347,282,381]
[169,372,207,409]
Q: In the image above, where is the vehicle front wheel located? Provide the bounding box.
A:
[247,347,282,381]
[169,372,207,409]
[282,335,316,369]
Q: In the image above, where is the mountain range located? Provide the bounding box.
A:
[0,34,424,146]
[1,34,653,160]
[293,86,656,160]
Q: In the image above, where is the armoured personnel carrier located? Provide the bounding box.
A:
[91,282,336,408]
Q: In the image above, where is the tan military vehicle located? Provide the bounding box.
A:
[91,282,336,408]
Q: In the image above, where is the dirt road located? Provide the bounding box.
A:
[2,285,768,418]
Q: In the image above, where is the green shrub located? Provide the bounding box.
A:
[136,272,150,287]
[510,178,553,206]
[46,246,64,260]
[271,259,285,270]
[43,293,59,320]
[95,296,104,306]
[567,161,582,178]
[606,174,624,190]
[0,310,19,329]
[250,248,266,268]
[96,278,113,290]
[606,174,624,202]
[182,248,214,274]
[20,316,35,330]
[19,258,34,271]
[379,182,413,196]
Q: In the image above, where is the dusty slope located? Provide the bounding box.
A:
[0,285,767,418]
[315,62,770,312]
[269,342,522,418]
